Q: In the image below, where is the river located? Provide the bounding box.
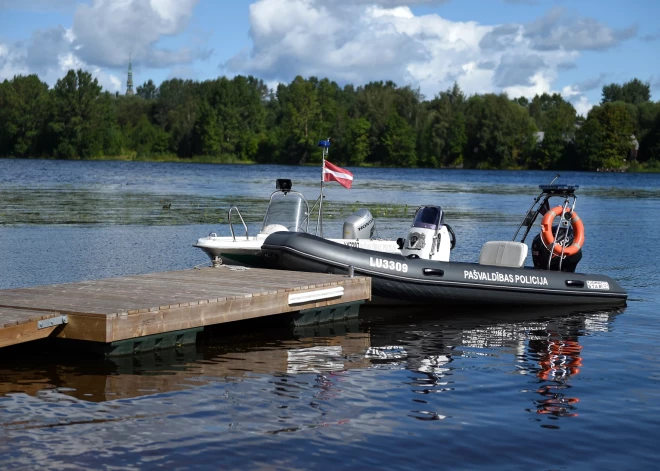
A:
[1,159,658,470]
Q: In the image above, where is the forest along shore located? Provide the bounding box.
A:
[1,71,658,172]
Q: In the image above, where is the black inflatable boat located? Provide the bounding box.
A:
[261,181,627,307]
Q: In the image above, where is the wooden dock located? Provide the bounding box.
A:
[0,267,371,354]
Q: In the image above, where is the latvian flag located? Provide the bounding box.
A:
[323,160,353,189]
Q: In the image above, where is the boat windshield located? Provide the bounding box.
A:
[412,206,443,230]
[262,191,309,232]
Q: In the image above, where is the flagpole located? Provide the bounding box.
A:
[317,138,329,238]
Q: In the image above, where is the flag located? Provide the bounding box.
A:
[323,160,353,189]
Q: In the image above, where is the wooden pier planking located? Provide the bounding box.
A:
[0,308,63,348]
[0,267,370,348]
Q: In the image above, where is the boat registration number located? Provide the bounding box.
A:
[369,257,408,273]
[586,280,610,290]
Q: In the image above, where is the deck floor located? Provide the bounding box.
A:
[0,266,370,348]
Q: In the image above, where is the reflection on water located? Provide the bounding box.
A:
[0,305,623,415]
[0,294,654,469]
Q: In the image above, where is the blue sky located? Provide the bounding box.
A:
[0,0,658,115]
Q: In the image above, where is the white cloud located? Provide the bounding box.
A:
[0,41,29,79]
[573,96,594,117]
[502,71,555,99]
[0,0,203,90]
[227,0,591,100]
[0,37,121,93]
[524,7,637,51]
[72,0,206,68]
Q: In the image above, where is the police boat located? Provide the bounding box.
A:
[260,181,628,306]
[194,178,399,267]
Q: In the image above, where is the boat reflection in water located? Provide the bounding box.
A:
[359,303,624,422]
[531,323,585,418]
[0,304,624,423]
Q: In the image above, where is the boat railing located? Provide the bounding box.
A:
[228,206,249,241]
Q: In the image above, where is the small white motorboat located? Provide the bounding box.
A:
[194,178,399,267]
[195,139,399,267]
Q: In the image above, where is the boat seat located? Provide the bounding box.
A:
[479,241,528,268]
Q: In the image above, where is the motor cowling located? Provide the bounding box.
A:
[399,205,452,261]
[343,209,375,239]
[532,225,582,272]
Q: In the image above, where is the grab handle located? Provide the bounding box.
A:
[565,280,584,288]
[423,268,445,277]
[228,206,249,241]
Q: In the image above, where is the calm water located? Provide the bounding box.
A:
[1,159,659,470]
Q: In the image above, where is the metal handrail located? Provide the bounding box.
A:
[228,206,249,241]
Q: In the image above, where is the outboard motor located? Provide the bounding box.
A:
[343,209,375,239]
[399,206,454,262]
[532,225,582,272]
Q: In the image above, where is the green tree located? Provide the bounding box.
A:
[576,103,635,169]
[129,115,170,157]
[0,75,50,157]
[638,111,660,163]
[381,113,417,167]
[528,93,577,169]
[463,94,537,169]
[49,69,105,159]
[279,76,320,163]
[602,78,651,105]
[419,84,467,167]
[136,79,159,100]
[154,79,199,157]
[354,81,399,164]
[346,117,371,166]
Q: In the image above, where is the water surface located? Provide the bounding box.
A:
[1,159,659,470]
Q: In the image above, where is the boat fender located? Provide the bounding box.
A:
[540,206,585,257]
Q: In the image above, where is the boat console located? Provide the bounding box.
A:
[398,205,456,262]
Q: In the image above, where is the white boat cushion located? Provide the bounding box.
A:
[479,241,528,268]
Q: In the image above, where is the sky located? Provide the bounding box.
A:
[0,0,658,115]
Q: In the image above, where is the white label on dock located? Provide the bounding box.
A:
[288,286,344,305]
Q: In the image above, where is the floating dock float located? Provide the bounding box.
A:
[0,267,370,355]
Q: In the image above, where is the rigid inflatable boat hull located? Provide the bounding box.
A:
[262,232,627,307]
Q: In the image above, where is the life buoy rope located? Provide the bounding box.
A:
[540,206,585,257]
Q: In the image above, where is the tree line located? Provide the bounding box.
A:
[0,70,658,171]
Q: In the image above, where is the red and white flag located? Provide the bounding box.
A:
[323,160,353,189]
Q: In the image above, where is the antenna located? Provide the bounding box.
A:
[126,52,134,96]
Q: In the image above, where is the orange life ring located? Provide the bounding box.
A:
[540,206,585,257]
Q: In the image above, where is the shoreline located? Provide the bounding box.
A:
[1,155,658,172]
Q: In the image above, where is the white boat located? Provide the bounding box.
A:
[194,178,399,267]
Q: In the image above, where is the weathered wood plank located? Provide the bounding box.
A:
[0,267,371,346]
[0,308,62,348]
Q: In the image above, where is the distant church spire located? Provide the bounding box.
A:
[126,53,134,96]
